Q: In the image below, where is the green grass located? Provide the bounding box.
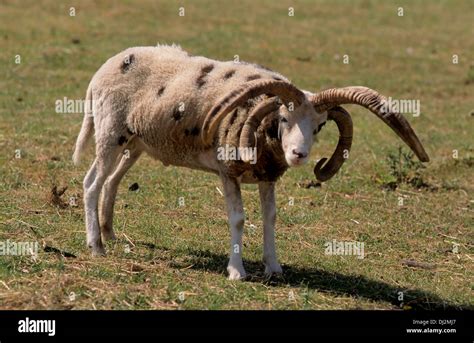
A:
[0,0,473,310]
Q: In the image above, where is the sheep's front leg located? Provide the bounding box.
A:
[221,175,246,280]
[258,182,282,276]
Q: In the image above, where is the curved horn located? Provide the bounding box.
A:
[310,86,429,162]
[314,106,353,182]
[202,80,306,146]
[238,97,281,162]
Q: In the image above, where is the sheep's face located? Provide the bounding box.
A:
[279,101,327,167]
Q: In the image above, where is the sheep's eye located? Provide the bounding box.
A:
[280,117,288,123]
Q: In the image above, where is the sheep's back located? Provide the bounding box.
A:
[91,45,287,167]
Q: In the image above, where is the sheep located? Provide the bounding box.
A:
[73,44,429,280]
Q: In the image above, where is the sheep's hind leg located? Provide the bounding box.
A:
[99,137,143,242]
[84,145,121,256]
[221,174,246,280]
[258,182,282,276]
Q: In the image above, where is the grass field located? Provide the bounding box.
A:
[0,0,473,310]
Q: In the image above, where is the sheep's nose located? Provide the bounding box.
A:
[292,149,307,159]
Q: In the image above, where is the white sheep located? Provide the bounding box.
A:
[73,44,429,280]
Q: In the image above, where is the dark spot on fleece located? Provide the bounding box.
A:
[246,74,262,81]
[196,79,206,88]
[157,86,165,96]
[121,54,135,73]
[272,76,283,81]
[196,64,214,88]
[127,127,134,135]
[223,70,236,80]
[185,127,200,136]
[118,136,128,145]
[202,64,214,73]
[172,107,183,121]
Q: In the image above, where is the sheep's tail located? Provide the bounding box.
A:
[72,85,94,165]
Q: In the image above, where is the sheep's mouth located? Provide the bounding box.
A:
[286,155,309,167]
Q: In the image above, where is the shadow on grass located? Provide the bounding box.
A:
[167,247,472,310]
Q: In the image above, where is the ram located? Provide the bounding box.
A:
[73,44,429,280]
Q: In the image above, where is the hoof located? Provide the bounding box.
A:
[88,240,106,257]
[264,263,283,277]
[227,265,247,281]
[91,247,106,257]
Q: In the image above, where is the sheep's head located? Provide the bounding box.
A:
[201,80,429,182]
[277,100,325,167]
